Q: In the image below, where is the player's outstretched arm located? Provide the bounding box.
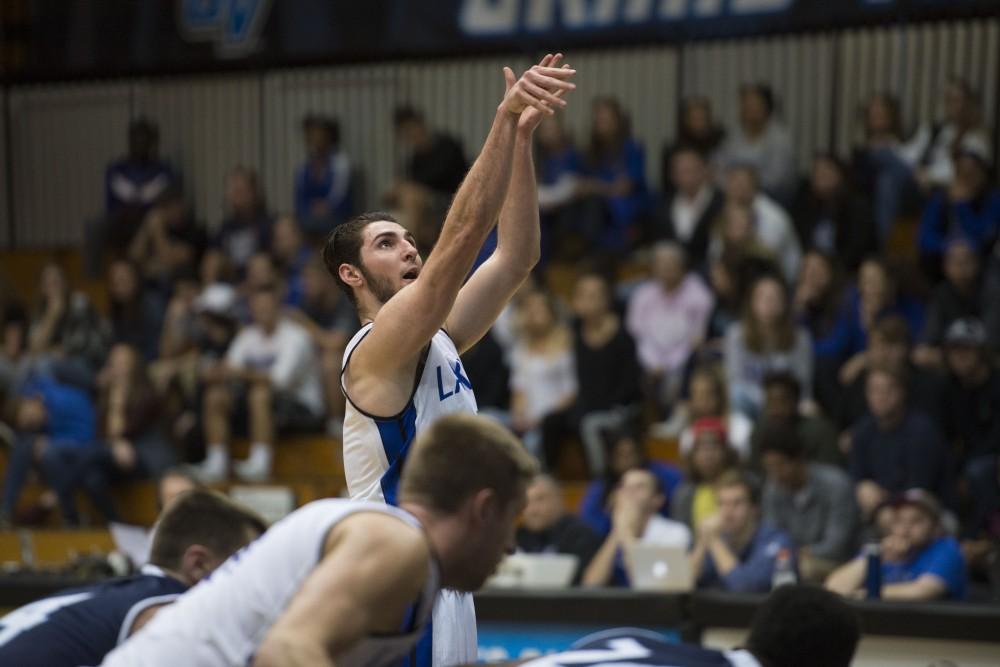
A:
[447,57,575,354]
[253,514,430,667]
[356,55,576,373]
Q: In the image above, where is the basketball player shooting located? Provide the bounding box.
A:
[321,53,577,667]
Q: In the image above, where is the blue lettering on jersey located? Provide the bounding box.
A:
[436,360,473,401]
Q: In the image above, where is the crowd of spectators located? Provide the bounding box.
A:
[1,74,999,603]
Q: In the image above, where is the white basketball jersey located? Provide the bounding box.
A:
[100,500,438,667]
[341,324,479,503]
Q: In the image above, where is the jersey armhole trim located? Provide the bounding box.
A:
[341,325,431,422]
[117,593,183,646]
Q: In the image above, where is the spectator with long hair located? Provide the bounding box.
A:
[665,363,753,461]
[725,274,813,419]
[661,96,727,193]
[671,418,742,530]
[576,96,650,252]
[106,258,164,362]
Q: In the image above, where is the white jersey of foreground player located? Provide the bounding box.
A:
[100,500,438,667]
[341,322,480,666]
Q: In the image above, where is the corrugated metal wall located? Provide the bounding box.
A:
[835,20,1000,156]
[8,83,131,247]
[2,19,998,248]
[681,34,835,171]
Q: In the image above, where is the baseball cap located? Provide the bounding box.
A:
[194,283,238,320]
[943,317,987,348]
[891,489,942,522]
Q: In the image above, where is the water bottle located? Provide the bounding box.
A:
[864,542,882,599]
[771,548,797,589]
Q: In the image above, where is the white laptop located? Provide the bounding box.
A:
[487,553,579,589]
[628,544,693,592]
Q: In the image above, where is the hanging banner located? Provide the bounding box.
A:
[2,0,997,82]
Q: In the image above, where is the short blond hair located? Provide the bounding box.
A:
[400,413,539,513]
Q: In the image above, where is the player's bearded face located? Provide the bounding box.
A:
[359,263,400,304]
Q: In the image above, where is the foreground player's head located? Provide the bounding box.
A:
[399,413,538,592]
[322,211,423,319]
[746,584,860,667]
[149,489,268,586]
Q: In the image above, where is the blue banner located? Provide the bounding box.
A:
[2,1,997,82]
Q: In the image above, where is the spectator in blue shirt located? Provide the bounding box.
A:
[826,490,966,600]
[208,167,274,280]
[272,215,313,309]
[577,96,650,252]
[692,470,796,593]
[0,377,97,527]
[579,426,683,537]
[919,148,1000,278]
[294,114,352,237]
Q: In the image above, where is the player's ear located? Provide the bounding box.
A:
[339,263,364,289]
[180,544,217,585]
[471,488,499,525]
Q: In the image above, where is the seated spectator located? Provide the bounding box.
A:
[916,240,985,367]
[826,490,966,601]
[759,421,859,582]
[672,418,741,529]
[750,372,841,468]
[791,153,878,272]
[792,251,849,408]
[1,375,96,527]
[724,274,813,419]
[849,365,952,521]
[0,490,265,666]
[285,256,359,435]
[579,426,683,537]
[829,258,925,370]
[669,364,753,461]
[718,84,798,204]
[106,258,164,362]
[960,454,1000,596]
[28,261,111,388]
[582,468,691,587]
[208,167,273,279]
[156,465,203,511]
[509,290,576,459]
[691,470,795,593]
[517,474,603,585]
[722,165,801,283]
[704,251,754,343]
[576,96,650,252]
[198,284,324,482]
[390,105,468,250]
[271,215,313,308]
[236,252,284,322]
[534,114,581,262]
[836,314,946,431]
[918,147,1000,275]
[86,118,176,277]
[850,93,923,241]
[939,319,1000,464]
[0,308,31,402]
[708,202,781,273]
[654,146,724,263]
[626,242,714,417]
[661,96,726,193]
[128,187,207,293]
[79,343,174,523]
[912,77,993,192]
[295,114,352,237]
[541,271,641,474]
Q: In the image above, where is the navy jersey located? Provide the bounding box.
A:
[0,565,187,667]
[522,629,760,667]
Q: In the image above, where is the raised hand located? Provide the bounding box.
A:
[501,53,576,117]
[515,55,575,132]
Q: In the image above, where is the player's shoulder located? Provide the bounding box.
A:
[329,509,429,560]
